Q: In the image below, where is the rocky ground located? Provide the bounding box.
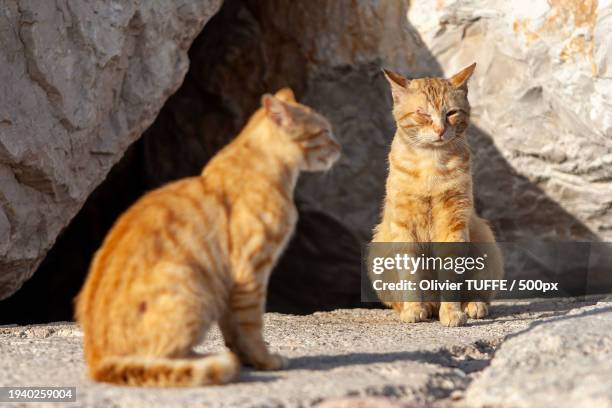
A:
[1,300,611,408]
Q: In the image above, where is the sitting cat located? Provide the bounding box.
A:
[75,88,341,386]
[372,64,503,327]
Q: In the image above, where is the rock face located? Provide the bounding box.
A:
[0,0,222,299]
[464,303,612,408]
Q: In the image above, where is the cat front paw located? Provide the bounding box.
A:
[464,301,488,319]
[439,310,467,327]
[253,353,289,371]
[400,304,432,323]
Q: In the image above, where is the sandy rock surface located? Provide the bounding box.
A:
[1,300,610,407]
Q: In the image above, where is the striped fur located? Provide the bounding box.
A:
[373,64,504,327]
[75,88,340,387]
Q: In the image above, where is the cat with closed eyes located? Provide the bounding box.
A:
[372,63,504,327]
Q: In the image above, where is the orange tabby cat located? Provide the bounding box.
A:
[75,88,340,386]
[372,63,503,327]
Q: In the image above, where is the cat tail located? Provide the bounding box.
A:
[91,350,240,387]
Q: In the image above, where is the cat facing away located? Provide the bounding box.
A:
[372,63,504,327]
[75,88,341,386]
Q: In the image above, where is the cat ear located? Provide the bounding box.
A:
[262,94,292,127]
[274,87,296,102]
[382,69,411,103]
[449,63,476,90]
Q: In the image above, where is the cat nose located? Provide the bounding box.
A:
[434,126,445,138]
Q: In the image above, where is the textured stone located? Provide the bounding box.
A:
[0,0,222,299]
[464,303,612,408]
[0,301,609,407]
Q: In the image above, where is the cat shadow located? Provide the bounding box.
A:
[501,303,612,340]
[287,348,485,374]
[460,298,602,328]
[490,299,599,319]
[237,370,282,384]
[467,126,598,243]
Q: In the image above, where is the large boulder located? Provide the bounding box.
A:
[464,303,612,407]
[0,0,222,299]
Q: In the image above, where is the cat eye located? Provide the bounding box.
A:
[411,109,432,125]
[445,109,464,125]
[446,109,462,118]
[416,108,431,118]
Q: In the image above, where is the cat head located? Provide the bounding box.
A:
[262,88,341,171]
[383,63,476,148]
